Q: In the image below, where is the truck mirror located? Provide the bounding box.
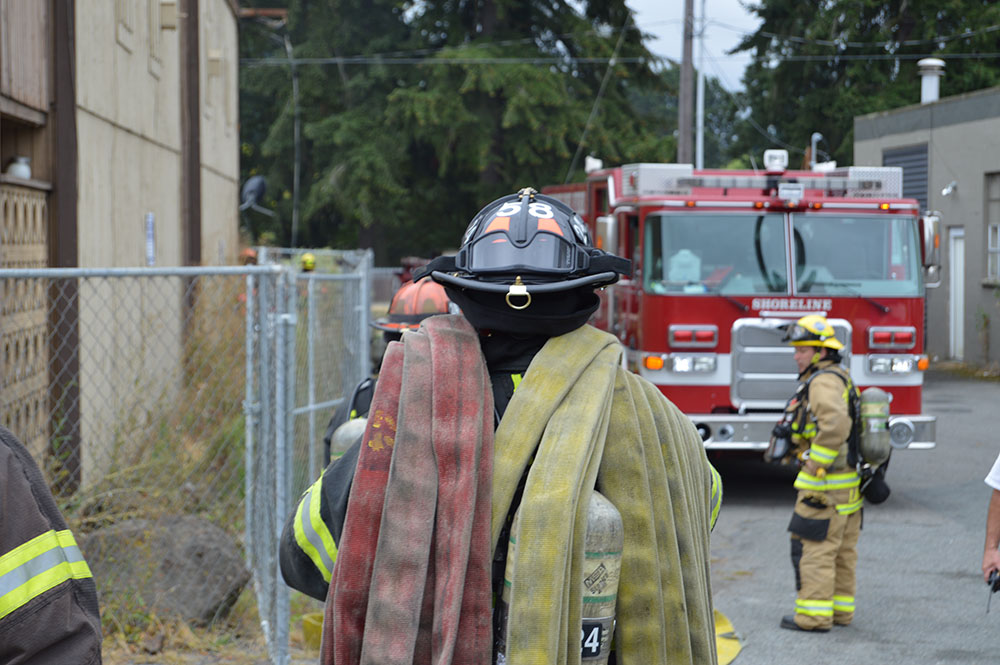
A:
[596,215,617,255]
[921,212,941,288]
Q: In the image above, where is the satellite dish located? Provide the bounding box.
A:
[239,175,275,216]
[240,175,267,211]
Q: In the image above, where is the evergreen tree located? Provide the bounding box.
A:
[239,1,744,262]
[731,0,1000,167]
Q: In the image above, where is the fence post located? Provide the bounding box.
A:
[258,270,280,661]
[360,249,373,380]
[243,271,258,623]
[306,275,318,481]
[273,268,296,665]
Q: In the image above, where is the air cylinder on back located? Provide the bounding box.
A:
[495,490,624,665]
[859,387,891,465]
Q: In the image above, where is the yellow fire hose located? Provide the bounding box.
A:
[714,609,743,665]
[492,324,718,664]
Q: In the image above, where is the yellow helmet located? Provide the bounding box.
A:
[301,252,316,271]
[783,314,844,350]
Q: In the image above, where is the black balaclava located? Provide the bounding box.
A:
[444,286,599,339]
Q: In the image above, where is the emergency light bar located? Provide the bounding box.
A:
[620,163,904,200]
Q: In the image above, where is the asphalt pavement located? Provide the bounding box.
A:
[709,369,1000,665]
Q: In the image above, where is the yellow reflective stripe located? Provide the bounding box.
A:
[0,530,92,621]
[833,595,855,612]
[709,464,723,530]
[809,443,838,465]
[793,472,826,491]
[794,470,860,492]
[293,477,338,582]
[791,422,817,435]
[795,599,834,617]
[824,471,860,490]
[511,373,523,391]
[836,498,863,514]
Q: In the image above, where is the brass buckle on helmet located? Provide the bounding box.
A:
[505,276,531,310]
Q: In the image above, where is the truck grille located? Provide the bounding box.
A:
[730,318,851,410]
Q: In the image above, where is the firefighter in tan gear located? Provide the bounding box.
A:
[779,315,861,632]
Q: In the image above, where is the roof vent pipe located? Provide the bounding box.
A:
[917,58,945,104]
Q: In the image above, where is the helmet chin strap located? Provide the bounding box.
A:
[810,350,822,364]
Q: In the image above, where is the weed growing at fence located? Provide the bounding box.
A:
[54,277,256,645]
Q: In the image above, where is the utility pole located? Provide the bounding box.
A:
[678,0,695,163]
[695,0,706,169]
[180,0,201,265]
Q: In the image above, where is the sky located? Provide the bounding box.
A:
[626,0,762,91]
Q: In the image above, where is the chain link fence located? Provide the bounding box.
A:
[0,255,371,665]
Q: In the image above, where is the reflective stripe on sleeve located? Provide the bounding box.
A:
[709,463,723,530]
[795,598,834,617]
[792,422,817,437]
[293,476,338,582]
[808,443,838,466]
[0,529,92,620]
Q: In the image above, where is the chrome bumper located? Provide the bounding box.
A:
[688,413,936,451]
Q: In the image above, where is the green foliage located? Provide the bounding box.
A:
[239,0,743,263]
[730,0,1000,167]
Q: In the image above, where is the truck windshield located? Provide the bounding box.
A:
[792,214,922,296]
[644,212,788,294]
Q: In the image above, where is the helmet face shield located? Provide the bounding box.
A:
[784,323,814,344]
[463,232,583,275]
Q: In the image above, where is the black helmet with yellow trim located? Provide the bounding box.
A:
[782,314,844,350]
[413,188,630,311]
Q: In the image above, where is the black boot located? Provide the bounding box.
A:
[780,615,830,633]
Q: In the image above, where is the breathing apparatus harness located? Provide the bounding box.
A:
[767,364,891,503]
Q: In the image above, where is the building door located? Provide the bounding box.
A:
[949,227,965,360]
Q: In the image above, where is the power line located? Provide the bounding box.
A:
[241,49,1000,67]
[565,15,631,183]
[758,52,1000,62]
[711,19,1000,49]
[701,43,806,156]
[241,55,656,66]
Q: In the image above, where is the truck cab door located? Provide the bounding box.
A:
[616,213,641,347]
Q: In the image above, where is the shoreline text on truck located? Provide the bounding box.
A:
[544,149,939,454]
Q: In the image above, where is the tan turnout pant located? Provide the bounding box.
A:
[789,488,861,630]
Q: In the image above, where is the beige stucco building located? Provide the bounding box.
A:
[0,0,239,487]
[855,85,1000,366]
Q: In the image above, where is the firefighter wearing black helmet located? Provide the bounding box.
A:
[778,314,862,632]
[311,187,721,665]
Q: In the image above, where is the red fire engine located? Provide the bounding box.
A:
[544,149,939,453]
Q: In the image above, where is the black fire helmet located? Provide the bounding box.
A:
[413,187,630,311]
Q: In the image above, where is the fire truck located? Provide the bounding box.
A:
[544,149,939,453]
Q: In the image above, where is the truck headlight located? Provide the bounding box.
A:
[869,354,916,374]
[670,354,717,373]
[891,357,915,373]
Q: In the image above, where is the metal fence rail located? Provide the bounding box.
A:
[0,258,371,665]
